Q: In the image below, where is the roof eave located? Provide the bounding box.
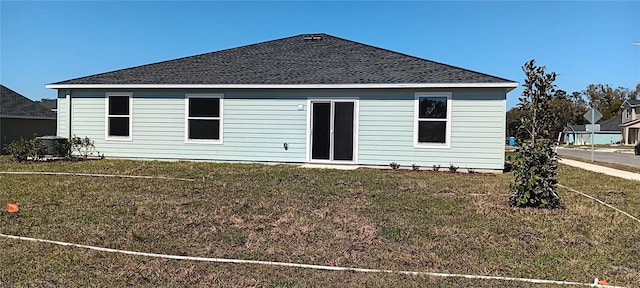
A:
[621,119,640,127]
[621,99,640,108]
[46,82,519,90]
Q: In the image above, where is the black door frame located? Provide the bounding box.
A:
[308,99,358,163]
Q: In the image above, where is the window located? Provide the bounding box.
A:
[625,109,631,119]
[106,92,132,140]
[185,94,223,143]
[414,92,451,147]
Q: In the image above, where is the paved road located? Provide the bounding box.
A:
[556,148,640,168]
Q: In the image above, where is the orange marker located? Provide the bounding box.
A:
[7,203,19,213]
[598,279,608,286]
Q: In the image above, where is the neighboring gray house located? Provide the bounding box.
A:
[1,85,57,152]
[46,34,518,170]
[562,116,622,145]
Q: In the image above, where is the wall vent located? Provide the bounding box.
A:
[303,35,322,41]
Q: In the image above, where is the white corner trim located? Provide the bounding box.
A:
[46,82,519,90]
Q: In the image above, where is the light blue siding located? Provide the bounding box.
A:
[563,132,622,145]
[357,89,506,169]
[60,88,507,170]
[67,91,308,162]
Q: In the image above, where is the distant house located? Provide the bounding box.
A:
[45,33,518,170]
[0,85,57,152]
[563,116,622,145]
[620,99,640,145]
[37,99,58,113]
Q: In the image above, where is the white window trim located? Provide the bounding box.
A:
[413,92,452,149]
[185,93,224,144]
[105,92,133,141]
[625,109,631,120]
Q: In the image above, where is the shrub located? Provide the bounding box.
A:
[509,141,561,208]
[53,140,72,158]
[389,162,400,170]
[448,164,458,173]
[510,60,562,209]
[4,137,46,162]
[432,164,441,172]
[503,162,513,173]
[411,163,420,171]
[70,136,99,158]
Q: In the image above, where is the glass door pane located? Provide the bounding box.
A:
[333,102,354,161]
[311,102,331,160]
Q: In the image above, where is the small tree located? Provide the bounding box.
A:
[509,60,562,209]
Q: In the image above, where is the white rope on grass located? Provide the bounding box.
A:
[558,184,640,225]
[0,171,196,182]
[0,232,621,288]
[0,171,631,286]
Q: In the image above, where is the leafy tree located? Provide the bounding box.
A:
[509,60,561,209]
[506,90,588,144]
[569,91,589,125]
[583,84,640,120]
[505,107,528,138]
[547,89,588,139]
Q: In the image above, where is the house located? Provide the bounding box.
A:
[1,85,57,152]
[621,99,640,145]
[45,33,518,170]
[37,99,58,113]
[562,116,622,145]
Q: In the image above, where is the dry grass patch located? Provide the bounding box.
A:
[0,158,638,287]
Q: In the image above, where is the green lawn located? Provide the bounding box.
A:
[0,158,638,287]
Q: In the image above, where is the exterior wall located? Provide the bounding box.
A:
[622,106,639,124]
[563,132,622,145]
[1,118,57,153]
[60,88,507,170]
[68,90,307,162]
[622,123,640,145]
[357,89,506,169]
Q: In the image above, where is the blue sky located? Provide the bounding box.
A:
[1,1,639,108]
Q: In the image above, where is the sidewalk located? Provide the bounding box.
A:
[559,158,640,181]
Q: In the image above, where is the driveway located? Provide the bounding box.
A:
[556,147,640,168]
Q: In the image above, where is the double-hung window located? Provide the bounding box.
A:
[414,92,451,148]
[106,92,132,140]
[185,94,223,143]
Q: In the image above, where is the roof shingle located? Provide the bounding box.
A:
[51,34,516,86]
[1,85,57,119]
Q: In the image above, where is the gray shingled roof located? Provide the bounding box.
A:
[1,85,57,119]
[626,99,640,106]
[569,116,622,132]
[50,34,516,86]
[600,116,622,131]
[37,99,58,111]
